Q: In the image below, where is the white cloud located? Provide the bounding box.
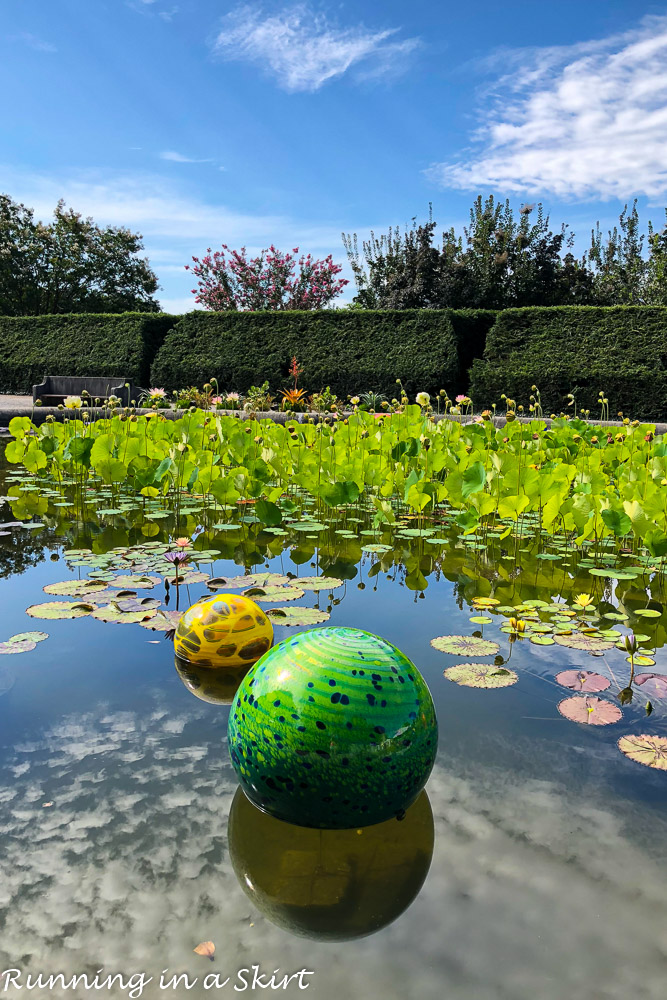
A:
[159,151,213,163]
[427,15,667,200]
[213,3,419,92]
[13,32,57,53]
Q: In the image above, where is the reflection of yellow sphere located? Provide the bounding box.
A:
[174,654,250,706]
[228,787,434,941]
[174,594,273,668]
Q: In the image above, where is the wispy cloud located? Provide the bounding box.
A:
[213,3,420,92]
[427,15,667,200]
[13,32,57,53]
[159,150,213,163]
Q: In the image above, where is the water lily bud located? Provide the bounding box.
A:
[35,399,42,407]
[531,385,537,392]
[505,412,516,422]
[645,431,654,442]
[591,436,598,444]
[532,432,539,440]
[607,434,613,444]
[573,434,581,442]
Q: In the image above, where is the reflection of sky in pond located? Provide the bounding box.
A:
[1,456,667,998]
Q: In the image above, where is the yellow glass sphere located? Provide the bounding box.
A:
[174,594,273,668]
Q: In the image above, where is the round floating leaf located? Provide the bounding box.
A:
[295,576,344,591]
[431,635,500,656]
[91,604,159,624]
[557,695,622,725]
[529,635,555,645]
[26,601,96,619]
[167,571,210,585]
[589,568,639,580]
[361,544,392,553]
[112,574,161,589]
[113,597,161,613]
[8,631,48,644]
[634,673,667,697]
[0,639,36,654]
[206,575,258,590]
[553,633,616,652]
[555,669,611,692]
[43,579,109,597]
[139,610,184,632]
[248,573,291,586]
[265,607,331,626]
[634,609,662,619]
[242,586,305,603]
[617,734,667,771]
[626,655,656,667]
[603,611,629,621]
[522,599,549,608]
[444,663,518,689]
[469,616,493,624]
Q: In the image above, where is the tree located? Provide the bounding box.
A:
[342,198,595,310]
[186,244,348,311]
[0,194,160,315]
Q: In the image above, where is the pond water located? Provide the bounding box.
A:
[0,450,666,1000]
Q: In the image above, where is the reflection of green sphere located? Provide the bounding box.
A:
[228,626,437,829]
[228,786,434,941]
[174,654,249,706]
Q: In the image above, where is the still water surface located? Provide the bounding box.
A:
[0,453,666,1000]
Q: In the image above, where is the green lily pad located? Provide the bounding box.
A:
[553,633,616,652]
[529,634,555,645]
[91,604,159,624]
[112,574,161,589]
[242,586,305,603]
[139,610,184,632]
[43,579,109,597]
[113,597,161,613]
[8,631,48,643]
[361,544,392,553]
[469,615,493,624]
[444,663,518,688]
[430,635,500,656]
[294,576,344,591]
[26,601,96,620]
[634,609,662,618]
[206,575,258,590]
[265,607,331,626]
[588,568,639,580]
[617,734,667,770]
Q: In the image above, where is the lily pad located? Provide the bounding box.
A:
[529,635,555,645]
[43,579,109,597]
[557,695,622,725]
[555,669,611,692]
[91,604,159,624]
[361,544,392,553]
[588,568,639,580]
[242,586,305,603]
[205,575,258,590]
[469,616,493,625]
[8,631,48,643]
[431,635,500,656]
[112,574,161,589]
[444,663,518,688]
[140,610,184,632]
[26,601,96,619]
[266,607,331,626]
[617,734,667,770]
[634,673,667,697]
[113,597,161,613]
[634,609,662,619]
[295,576,344,591]
[166,571,210,585]
[0,639,36,654]
[553,633,616,652]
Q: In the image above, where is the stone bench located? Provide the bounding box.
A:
[32,376,139,406]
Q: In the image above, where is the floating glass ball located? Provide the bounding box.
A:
[228,626,438,829]
[228,786,434,940]
[174,594,273,668]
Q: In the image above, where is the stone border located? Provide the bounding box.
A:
[1,405,666,435]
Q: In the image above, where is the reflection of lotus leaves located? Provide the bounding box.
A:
[174,594,273,668]
[228,786,434,941]
[174,654,250,706]
[228,626,437,829]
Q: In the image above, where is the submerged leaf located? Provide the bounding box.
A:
[444,663,518,688]
[557,695,622,725]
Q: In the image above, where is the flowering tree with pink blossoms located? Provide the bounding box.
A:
[185,244,348,311]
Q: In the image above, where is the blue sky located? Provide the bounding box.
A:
[2,1,667,310]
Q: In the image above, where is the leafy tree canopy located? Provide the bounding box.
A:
[0,194,160,315]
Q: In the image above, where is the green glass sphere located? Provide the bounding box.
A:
[227,626,437,829]
[228,786,434,940]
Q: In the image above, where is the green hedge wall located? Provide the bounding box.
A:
[0,314,177,394]
[469,306,667,420]
[150,311,462,399]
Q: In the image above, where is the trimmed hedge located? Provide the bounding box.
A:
[469,306,667,420]
[150,311,462,398]
[0,313,177,394]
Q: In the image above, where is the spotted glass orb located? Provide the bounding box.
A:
[228,786,434,940]
[174,594,273,668]
[228,626,438,829]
